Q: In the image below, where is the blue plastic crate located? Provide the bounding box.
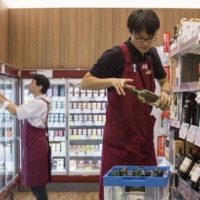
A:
[103,166,170,187]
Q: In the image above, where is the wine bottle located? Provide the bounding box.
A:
[188,165,200,191]
[175,148,185,170]
[181,94,191,124]
[176,146,199,180]
[185,151,200,183]
[193,102,200,126]
[129,88,162,109]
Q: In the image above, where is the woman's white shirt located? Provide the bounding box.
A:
[16,94,49,128]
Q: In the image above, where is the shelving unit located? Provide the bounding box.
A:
[0,62,20,199]
[166,33,200,199]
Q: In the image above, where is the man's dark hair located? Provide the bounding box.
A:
[33,74,50,94]
[127,9,160,36]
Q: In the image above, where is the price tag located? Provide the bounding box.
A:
[179,123,189,139]
[94,121,102,126]
[87,121,93,126]
[81,135,86,140]
[84,109,90,113]
[85,166,92,171]
[78,152,85,157]
[69,121,74,126]
[74,121,81,126]
[73,135,79,140]
[127,195,144,200]
[194,127,200,147]
[70,152,75,157]
[186,125,198,143]
[92,109,99,113]
[69,135,75,140]
[91,135,97,140]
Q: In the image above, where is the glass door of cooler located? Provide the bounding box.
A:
[22,78,67,175]
[67,79,107,175]
[0,75,19,194]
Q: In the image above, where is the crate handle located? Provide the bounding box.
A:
[123,177,147,181]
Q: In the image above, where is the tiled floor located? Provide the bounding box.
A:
[13,191,99,200]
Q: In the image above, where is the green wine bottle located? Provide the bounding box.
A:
[129,88,162,109]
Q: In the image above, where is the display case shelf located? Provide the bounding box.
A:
[178,177,200,200]
[167,119,181,128]
[171,81,200,93]
[169,34,200,58]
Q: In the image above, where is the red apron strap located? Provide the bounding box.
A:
[40,98,50,129]
[119,44,131,63]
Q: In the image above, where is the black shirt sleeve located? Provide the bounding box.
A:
[89,46,125,79]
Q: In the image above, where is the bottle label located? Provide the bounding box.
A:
[179,157,192,172]
[191,166,200,182]
[189,163,198,177]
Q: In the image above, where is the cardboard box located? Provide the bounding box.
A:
[184,141,194,155]
[179,21,194,39]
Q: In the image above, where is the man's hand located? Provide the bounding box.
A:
[111,78,135,95]
[159,91,171,110]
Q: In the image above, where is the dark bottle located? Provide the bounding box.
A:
[185,151,200,183]
[175,148,185,170]
[193,103,200,126]
[181,94,191,124]
[196,176,200,193]
[188,165,200,191]
[177,146,199,180]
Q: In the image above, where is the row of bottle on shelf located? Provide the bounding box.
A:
[175,145,200,194]
[70,144,102,157]
[48,113,65,123]
[69,114,106,124]
[170,18,200,51]
[52,158,101,171]
[50,142,65,155]
[48,128,104,140]
[53,159,102,171]
[170,92,200,126]
[70,128,104,138]
[112,167,164,177]
[69,102,107,111]
[69,86,107,99]
[25,84,107,99]
[70,159,101,170]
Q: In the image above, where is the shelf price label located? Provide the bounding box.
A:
[186,125,198,143]
[194,127,200,147]
[127,195,144,200]
[85,166,92,171]
[179,123,189,139]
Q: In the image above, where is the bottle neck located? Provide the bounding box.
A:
[130,88,139,95]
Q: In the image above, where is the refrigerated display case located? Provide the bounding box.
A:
[0,63,20,198]
[67,79,107,175]
[20,69,107,179]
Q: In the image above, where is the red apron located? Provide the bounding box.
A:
[99,44,157,200]
[21,98,51,188]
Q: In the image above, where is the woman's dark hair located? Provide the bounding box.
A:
[127,9,160,36]
[33,74,50,94]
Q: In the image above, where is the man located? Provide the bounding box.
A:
[0,74,51,200]
[81,9,171,200]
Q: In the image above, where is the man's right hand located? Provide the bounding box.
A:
[111,78,135,95]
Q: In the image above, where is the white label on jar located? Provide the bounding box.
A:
[179,157,192,172]
[191,166,200,182]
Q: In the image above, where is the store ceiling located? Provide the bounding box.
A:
[2,0,200,9]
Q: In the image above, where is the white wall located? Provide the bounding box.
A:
[2,0,200,8]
